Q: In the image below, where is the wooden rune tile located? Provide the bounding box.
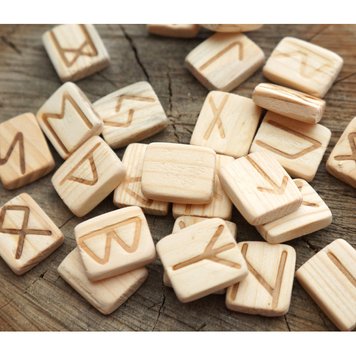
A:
[147,24,199,38]
[200,25,263,33]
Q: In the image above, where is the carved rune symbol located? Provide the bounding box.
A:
[203,95,228,140]
[246,156,288,194]
[125,176,153,206]
[50,24,98,67]
[0,132,25,174]
[327,250,356,288]
[78,216,142,264]
[334,132,356,163]
[172,224,241,271]
[103,95,155,127]
[60,142,100,186]
[0,205,52,259]
[229,243,288,309]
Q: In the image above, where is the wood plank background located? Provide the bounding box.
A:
[0,24,355,331]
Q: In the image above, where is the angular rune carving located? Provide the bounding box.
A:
[203,95,228,140]
[334,132,356,163]
[0,132,26,174]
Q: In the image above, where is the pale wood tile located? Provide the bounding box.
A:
[0,193,64,275]
[200,25,263,32]
[52,136,125,217]
[147,24,199,38]
[296,239,356,331]
[93,81,169,149]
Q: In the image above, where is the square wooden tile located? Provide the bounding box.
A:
[75,206,156,281]
[157,218,248,302]
[0,113,55,190]
[190,91,261,157]
[52,136,125,217]
[201,24,263,32]
[296,239,356,331]
[0,193,64,275]
[263,37,343,98]
[185,32,265,91]
[226,241,296,316]
[326,117,356,188]
[37,82,103,159]
[42,24,110,82]
[93,81,168,149]
[252,83,326,124]
[250,111,331,181]
[219,151,302,225]
[141,143,216,204]
[257,179,332,244]
[173,154,234,220]
[114,144,169,216]
[58,248,148,315]
[147,24,199,38]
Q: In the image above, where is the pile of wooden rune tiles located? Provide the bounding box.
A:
[0,24,355,330]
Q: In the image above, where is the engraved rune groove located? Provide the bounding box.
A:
[50,24,98,67]
[327,251,356,288]
[229,243,288,308]
[334,132,356,163]
[246,156,288,194]
[125,176,153,206]
[0,205,52,259]
[255,120,322,159]
[0,132,26,174]
[172,224,240,271]
[199,41,244,71]
[59,142,100,186]
[103,95,155,127]
[178,221,186,230]
[296,181,319,207]
[78,217,142,264]
[203,95,228,140]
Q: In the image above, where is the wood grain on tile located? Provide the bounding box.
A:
[200,25,263,33]
[147,24,199,38]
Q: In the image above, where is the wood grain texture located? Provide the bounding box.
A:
[0,24,355,331]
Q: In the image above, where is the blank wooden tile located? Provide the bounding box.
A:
[141,143,216,204]
[190,92,261,158]
[263,37,343,98]
[326,117,356,188]
[296,239,356,331]
[114,144,169,216]
[157,218,248,302]
[185,32,265,91]
[226,241,296,316]
[173,154,234,220]
[52,136,125,217]
[252,83,326,124]
[219,151,302,225]
[43,24,110,82]
[0,113,55,190]
[147,24,199,38]
[257,179,332,244]
[75,206,156,281]
[200,24,263,32]
[37,82,103,159]
[93,81,169,149]
[0,193,64,275]
[58,248,148,315]
[250,111,331,182]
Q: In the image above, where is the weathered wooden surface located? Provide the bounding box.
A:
[0,24,355,331]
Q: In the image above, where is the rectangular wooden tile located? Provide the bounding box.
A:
[58,248,148,315]
[93,81,169,149]
[219,151,302,225]
[326,117,356,188]
[252,83,326,124]
[0,113,54,190]
[42,24,110,82]
[250,111,331,181]
[141,142,216,204]
[75,206,156,281]
[157,218,247,302]
[173,154,233,220]
[147,24,199,38]
[263,37,343,98]
[201,24,263,32]
[190,91,261,157]
[52,136,125,217]
[114,144,169,216]
[226,241,296,316]
[296,239,356,331]
[0,193,64,275]
[37,82,103,159]
[257,179,332,244]
[185,32,265,91]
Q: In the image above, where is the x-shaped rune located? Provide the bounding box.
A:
[203,95,228,140]
[334,132,356,163]
[0,205,52,259]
